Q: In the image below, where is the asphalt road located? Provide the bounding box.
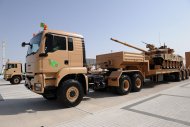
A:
[0,79,189,127]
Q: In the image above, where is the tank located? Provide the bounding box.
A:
[111,38,183,69]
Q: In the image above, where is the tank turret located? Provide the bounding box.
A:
[142,42,156,51]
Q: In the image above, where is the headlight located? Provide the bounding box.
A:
[34,83,42,91]
[6,75,11,78]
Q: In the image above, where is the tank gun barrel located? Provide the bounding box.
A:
[111,38,148,53]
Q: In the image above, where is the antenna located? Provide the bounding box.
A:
[2,41,6,65]
[1,41,6,74]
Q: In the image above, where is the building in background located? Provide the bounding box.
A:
[86,58,96,66]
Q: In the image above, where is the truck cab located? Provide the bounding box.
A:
[22,24,88,107]
[3,61,23,84]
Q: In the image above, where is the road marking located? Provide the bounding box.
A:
[122,94,190,126]
[75,107,93,115]
[180,83,190,88]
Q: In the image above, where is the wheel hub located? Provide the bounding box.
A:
[123,80,129,91]
[66,86,79,102]
[14,78,19,83]
[70,91,76,97]
[135,78,142,88]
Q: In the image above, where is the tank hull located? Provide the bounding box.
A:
[151,54,183,69]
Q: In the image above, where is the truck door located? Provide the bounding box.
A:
[68,37,83,67]
[42,34,69,72]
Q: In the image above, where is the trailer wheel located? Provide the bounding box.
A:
[131,74,143,92]
[57,80,84,107]
[11,76,21,84]
[175,72,182,81]
[116,75,131,95]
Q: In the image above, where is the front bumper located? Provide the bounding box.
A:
[3,74,11,81]
[25,74,44,94]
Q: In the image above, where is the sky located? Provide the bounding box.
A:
[0,0,190,68]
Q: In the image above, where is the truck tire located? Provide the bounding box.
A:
[42,94,57,100]
[57,80,84,107]
[131,74,143,92]
[175,72,182,81]
[116,75,131,95]
[11,76,21,84]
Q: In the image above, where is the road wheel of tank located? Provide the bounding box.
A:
[172,61,176,68]
[176,62,178,68]
[182,71,186,80]
[11,76,21,84]
[162,60,166,69]
[166,61,170,68]
[169,61,173,68]
[175,71,182,81]
[57,80,84,107]
[42,93,57,100]
[131,74,143,92]
[116,75,132,95]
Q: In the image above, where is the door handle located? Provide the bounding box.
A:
[64,60,69,65]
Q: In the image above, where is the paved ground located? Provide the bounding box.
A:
[0,79,190,127]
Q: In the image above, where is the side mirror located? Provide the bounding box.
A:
[39,53,48,57]
[22,42,26,47]
[22,42,31,47]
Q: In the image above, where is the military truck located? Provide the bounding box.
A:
[22,23,87,107]
[3,61,24,84]
[22,23,189,107]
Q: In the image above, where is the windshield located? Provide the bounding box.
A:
[27,33,42,55]
[5,64,17,70]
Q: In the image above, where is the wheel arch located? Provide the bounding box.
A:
[108,70,144,87]
[121,70,144,80]
[12,74,22,80]
[57,74,88,95]
[11,74,22,79]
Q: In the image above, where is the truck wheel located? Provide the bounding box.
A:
[116,75,131,95]
[42,94,57,100]
[131,74,143,92]
[175,72,182,81]
[10,80,13,84]
[11,76,21,84]
[57,80,84,107]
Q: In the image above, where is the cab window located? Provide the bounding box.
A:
[53,36,66,51]
[7,64,17,69]
[45,34,66,53]
[68,37,74,51]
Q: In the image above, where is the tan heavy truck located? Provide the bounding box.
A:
[21,23,190,107]
[3,61,24,84]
